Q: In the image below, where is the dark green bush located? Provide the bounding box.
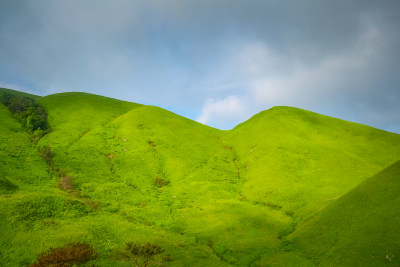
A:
[1,94,49,140]
[285,210,295,217]
[154,175,170,187]
[2,93,34,113]
[14,105,47,131]
[29,242,96,267]
[39,146,53,167]
[0,177,18,193]
[124,242,165,267]
[147,139,156,150]
[14,196,92,221]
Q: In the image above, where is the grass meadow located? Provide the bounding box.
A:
[1,88,399,266]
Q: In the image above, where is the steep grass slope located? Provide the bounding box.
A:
[34,94,292,266]
[37,92,139,147]
[1,89,294,266]
[226,106,400,215]
[0,91,51,188]
[291,160,400,266]
[1,88,399,266]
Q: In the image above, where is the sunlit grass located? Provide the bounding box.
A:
[1,88,399,266]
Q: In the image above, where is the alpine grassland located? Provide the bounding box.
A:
[1,87,399,266]
[291,160,400,266]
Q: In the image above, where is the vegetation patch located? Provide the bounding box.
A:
[154,175,170,188]
[122,242,168,267]
[1,93,49,142]
[0,176,18,193]
[39,146,54,168]
[58,173,74,191]
[29,242,96,267]
[14,196,93,221]
[147,139,157,150]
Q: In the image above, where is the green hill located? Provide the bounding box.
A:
[0,88,399,266]
[291,160,400,266]
[226,106,400,215]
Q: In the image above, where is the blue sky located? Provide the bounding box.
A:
[0,0,399,133]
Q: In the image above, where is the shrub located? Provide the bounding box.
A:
[2,94,35,113]
[15,196,64,221]
[31,128,48,144]
[0,177,18,193]
[154,175,170,187]
[163,253,174,262]
[39,147,53,167]
[266,202,282,210]
[285,210,295,217]
[1,93,13,106]
[14,196,92,222]
[59,174,74,191]
[1,93,49,139]
[29,242,96,267]
[147,139,156,150]
[124,242,165,267]
[14,105,48,132]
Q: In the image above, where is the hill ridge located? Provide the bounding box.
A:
[2,88,398,134]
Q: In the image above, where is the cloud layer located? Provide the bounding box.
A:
[0,0,399,132]
[196,96,249,129]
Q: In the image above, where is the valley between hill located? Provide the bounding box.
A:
[1,88,399,266]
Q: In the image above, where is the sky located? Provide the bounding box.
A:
[0,0,399,133]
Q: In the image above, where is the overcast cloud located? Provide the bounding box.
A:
[0,0,399,132]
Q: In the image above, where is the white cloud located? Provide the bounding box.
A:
[196,95,248,129]
[229,17,384,111]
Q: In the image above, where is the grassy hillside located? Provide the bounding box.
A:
[0,91,51,188]
[1,88,399,266]
[291,160,400,266]
[226,106,400,215]
[37,92,139,147]
[35,94,293,266]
